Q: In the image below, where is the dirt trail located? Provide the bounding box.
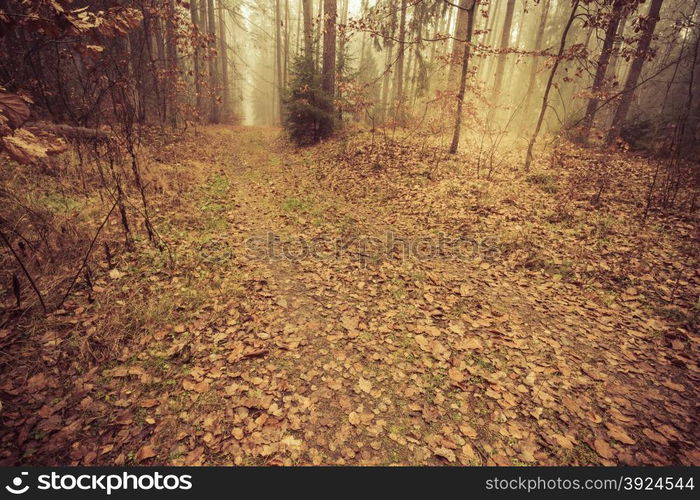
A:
[2,125,696,466]
[167,126,697,466]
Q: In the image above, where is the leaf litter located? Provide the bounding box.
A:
[0,126,698,466]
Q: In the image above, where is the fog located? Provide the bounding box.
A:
[220,0,699,154]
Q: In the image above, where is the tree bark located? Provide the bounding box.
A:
[524,0,580,171]
[302,0,314,65]
[447,0,471,91]
[284,0,290,90]
[315,0,323,69]
[380,4,397,122]
[449,0,478,154]
[154,16,167,123]
[219,0,230,118]
[207,0,220,123]
[393,0,408,121]
[522,0,551,123]
[580,0,626,140]
[321,0,337,100]
[190,0,203,118]
[606,0,664,144]
[491,0,516,100]
[165,0,178,126]
[276,0,283,124]
[337,0,350,119]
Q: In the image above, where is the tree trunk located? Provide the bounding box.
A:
[207,0,220,123]
[276,0,283,124]
[606,0,664,144]
[284,0,290,90]
[447,0,471,91]
[479,0,501,82]
[393,0,408,121]
[219,0,230,119]
[358,0,370,71]
[609,10,630,84]
[380,4,397,122]
[580,0,626,140]
[165,0,178,126]
[154,16,167,124]
[302,0,314,64]
[315,0,323,70]
[321,0,337,100]
[296,0,303,58]
[380,40,394,122]
[190,0,203,118]
[449,0,478,154]
[524,0,580,171]
[337,0,349,119]
[522,0,551,122]
[491,0,516,100]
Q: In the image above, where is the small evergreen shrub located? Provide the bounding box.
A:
[283,57,334,146]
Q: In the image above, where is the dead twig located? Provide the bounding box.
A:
[58,197,119,309]
[0,228,47,313]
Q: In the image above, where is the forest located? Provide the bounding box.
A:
[0,0,698,467]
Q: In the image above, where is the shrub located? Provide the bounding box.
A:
[283,57,334,146]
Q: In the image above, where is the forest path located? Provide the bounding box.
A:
[157,125,697,466]
[3,125,696,467]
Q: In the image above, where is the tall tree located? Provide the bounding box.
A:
[219,0,230,118]
[337,0,350,119]
[447,0,472,91]
[316,0,323,69]
[579,0,627,140]
[358,0,370,71]
[521,0,551,123]
[276,0,284,124]
[190,0,203,117]
[207,0,220,123]
[321,0,337,121]
[524,0,580,171]
[380,4,397,121]
[479,0,501,78]
[491,0,516,100]
[393,0,408,120]
[606,0,664,144]
[302,0,314,64]
[165,0,179,126]
[449,0,479,154]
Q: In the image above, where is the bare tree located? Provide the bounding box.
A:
[190,0,203,117]
[580,0,627,140]
[449,0,479,154]
[207,0,220,123]
[521,0,552,125]
[322,0,337,117]
[524,0,581,171]
[276,0,284,124]
[302,0,314,63]
[491,0,516,100]
[607,0,664,144]
[393,0,408,121]
[380,3,397,122]
[219,0,231,118]
[447,0,472,91]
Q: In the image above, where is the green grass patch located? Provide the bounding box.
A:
[526,173,559,194]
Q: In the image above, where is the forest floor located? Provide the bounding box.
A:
[1,125,698,466]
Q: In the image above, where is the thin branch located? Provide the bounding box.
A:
[58,197,119,309]
[0,229,47,313]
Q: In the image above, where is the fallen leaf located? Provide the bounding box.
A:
[594,439,615,459]
[136,445,156,462]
